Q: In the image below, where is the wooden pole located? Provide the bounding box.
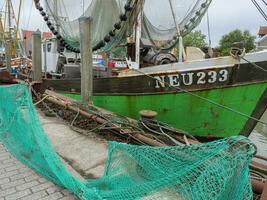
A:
[79,17,93,104]
[5,39,11,72]
[32,31,42,81]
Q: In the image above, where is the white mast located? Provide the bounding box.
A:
[134,0,145,69]
[168,0,184,63]
[54,0,60,34]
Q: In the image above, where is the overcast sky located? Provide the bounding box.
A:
[5,0,267,47]
[197,0,267,46]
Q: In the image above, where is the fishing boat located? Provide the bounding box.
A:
[19,0,267,138]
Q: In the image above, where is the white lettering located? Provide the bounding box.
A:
[197,72,206,85]
[219,69,228,82]
[181,73,194,86]
[154,69,229,88]
[208,71,217,83]
[155,76,166,88]
[168,74,180,87]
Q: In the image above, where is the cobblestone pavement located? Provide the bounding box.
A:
[0,143,78,200]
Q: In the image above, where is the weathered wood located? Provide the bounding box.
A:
[5,40,12,72]
[32,31,42,81]
[79,17,93,104]
[43,91,165,147]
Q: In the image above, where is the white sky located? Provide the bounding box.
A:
[2,0,267,47]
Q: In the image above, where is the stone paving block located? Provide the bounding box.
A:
[5,164,26,172]
[18,167,34,174]
[46,185,62,194]
[5,189,32,200]
[0,171,19,180]
[31,182,54,193]
[1,179,25,190]
[0,188,16,198]
[0,143,77,200]
[10,171,34,181]
[40,192,63,200]
[1,162,17,170]
[16,181,39,191]
[21,190,48,200]
[24,174,40,182]
[2,157,16,164]
[0,178,10,185]
[38,177,48,183]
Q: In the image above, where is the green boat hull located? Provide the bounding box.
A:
[63,82,267,138]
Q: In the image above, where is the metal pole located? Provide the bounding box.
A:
[44,40,47,79]
[134,0,144,68]
[32,31,42,81]
[135,9,142,68]
[79,17,93,104]
[168,0,184,62]
[206,10,213,58]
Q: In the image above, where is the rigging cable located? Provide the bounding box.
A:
[241,57,267,73]
[26,0,34,29]
[262,0,267,6]
[251,0,267,21]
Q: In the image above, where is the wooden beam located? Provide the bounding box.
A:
[79,17,93,104]
[32,31,42,81]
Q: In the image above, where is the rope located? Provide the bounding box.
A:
[34,95,51,106]
[130,68,267,126]
[230,47,267,73]
[71,108,80,127]
[241,57,267,73]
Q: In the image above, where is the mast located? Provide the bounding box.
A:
[135,0,145,69]
[5,0,12,71]
[11,0,23,57]
[54,0,60,34]
[206,10,213,58]
[168,0,184,63]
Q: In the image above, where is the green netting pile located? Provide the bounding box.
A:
[0,84,255,200]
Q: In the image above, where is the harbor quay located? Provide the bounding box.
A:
[0,142,77,200]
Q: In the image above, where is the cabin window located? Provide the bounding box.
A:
[47,43,52,52]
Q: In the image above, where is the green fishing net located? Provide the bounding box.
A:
[0,84,255,200]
